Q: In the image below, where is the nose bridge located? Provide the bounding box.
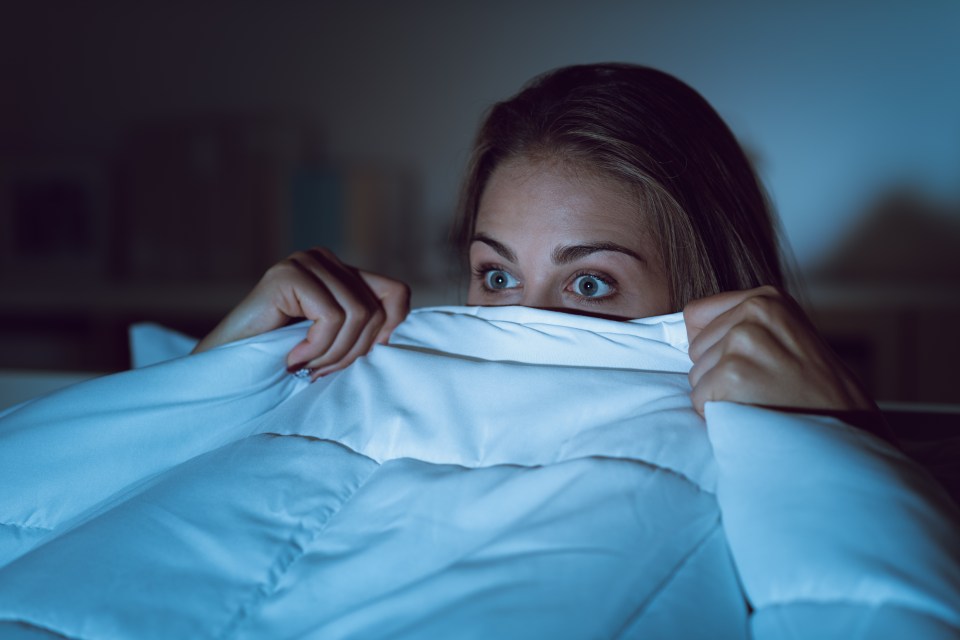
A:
[521,277,560,310]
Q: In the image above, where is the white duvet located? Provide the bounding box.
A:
[0,306,957,639]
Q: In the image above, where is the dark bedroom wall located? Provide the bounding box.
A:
[3,0,958,271]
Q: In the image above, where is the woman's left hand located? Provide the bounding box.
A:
[684,285,876,417]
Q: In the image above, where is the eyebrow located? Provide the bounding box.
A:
[471,233,517,263]
[471,233,645,266]
[552,241,646,266]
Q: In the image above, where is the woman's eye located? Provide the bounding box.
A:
[484,269,519,291]
[572,274,613,298]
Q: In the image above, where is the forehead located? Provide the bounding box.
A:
[475,157,649,242]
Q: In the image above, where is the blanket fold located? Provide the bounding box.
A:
[0,306,956,639]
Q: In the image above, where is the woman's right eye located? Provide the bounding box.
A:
[482,269,519,291]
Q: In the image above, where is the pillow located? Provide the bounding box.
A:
[705,402,960,638]
[128,322,198,369]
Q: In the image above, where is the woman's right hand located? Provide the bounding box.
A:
[192,247,410,379]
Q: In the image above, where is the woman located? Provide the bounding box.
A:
[194,63,875,418]
[5,64,955,638]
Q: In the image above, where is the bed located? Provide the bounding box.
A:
[0,306,958,639]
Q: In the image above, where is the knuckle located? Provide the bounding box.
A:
[741,294,785,324]
[287,249,314,263]
[756,284,781,298]
[391,279,411,295]
[725,323,762,352]
[716,355,752,388]
[320,306,346,326]
[350,305,372,325]
[741,295,770,317]
[310,246,337,260]
[263,259,299,282]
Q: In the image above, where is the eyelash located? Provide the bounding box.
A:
[472,263,499,276]
[471,264,619,303]
[472,263,509,291]
[570,271,618,304]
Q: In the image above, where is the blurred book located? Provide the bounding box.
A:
[113,115,418,284]
[285,163,418,280]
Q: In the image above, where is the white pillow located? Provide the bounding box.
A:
[705,402,960,638]
[128,323,198,369]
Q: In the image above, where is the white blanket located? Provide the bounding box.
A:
[0,306,957,639]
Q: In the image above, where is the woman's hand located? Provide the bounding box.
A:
[193,247,410,378]
[684,286,875,416]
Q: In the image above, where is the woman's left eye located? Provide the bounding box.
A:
[571,274,613,298]
[483,269,519,291]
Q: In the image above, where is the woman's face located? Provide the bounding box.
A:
[467,158,671,319]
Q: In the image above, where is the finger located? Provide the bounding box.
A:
[308,269,409,374]
[684,285,779,346]
[303,302,384,371]
[304,248,382,310]
[360,271,411,344]
[283,247,406,372]
[284,278,345,367]
[264,253,348,323]
[686,287,788,362]
[690,354,764,417]
[687,321,790,390]
[280,251,361,353]
[310,315,385,379]
[293,250,385,369]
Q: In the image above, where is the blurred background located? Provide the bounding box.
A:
[0,0,958,404]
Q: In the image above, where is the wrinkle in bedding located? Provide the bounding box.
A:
[0,306,957,639]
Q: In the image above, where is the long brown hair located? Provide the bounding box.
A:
[453,63,784,310]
